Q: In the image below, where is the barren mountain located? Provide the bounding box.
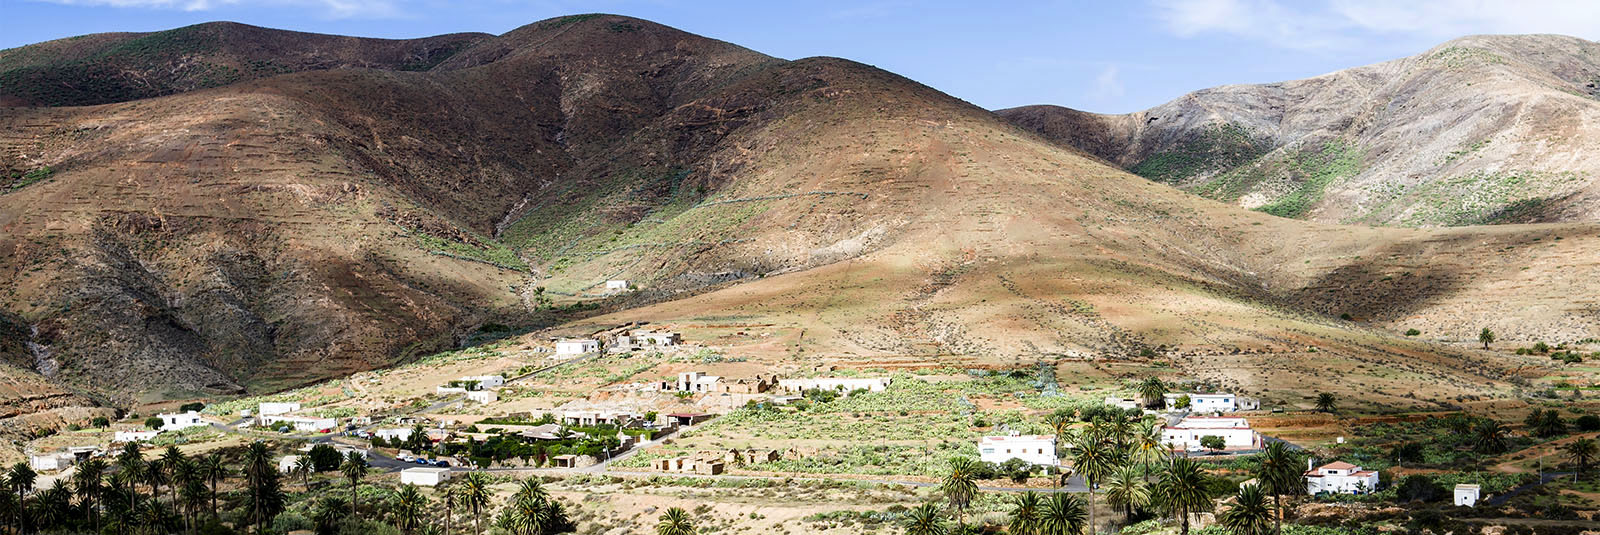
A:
[1000,34,1600,227]
[0,21,490,107]
[2,15,1596,420]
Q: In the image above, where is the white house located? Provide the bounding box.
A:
[260,415,337,432]
[158,411,208,432]
[1161,417,1259,451]
[114,430,158,443]
[466,390,498,404]
[1164,393,1239,412]
[1454,484,1480,507]
[400,467,451,486]
[777,377,892,393]
[1305,461,1380,495]
[258,402,302,416]
[375,428,415,442]
[278,455,303,474]
[459,375,506,389]
[29,452,74,471]
[677,371,723,393]
[556,339,600,355]
[979,435,1058,467]
[605,280,630,291]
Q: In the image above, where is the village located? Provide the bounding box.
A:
[20,318,1581,535]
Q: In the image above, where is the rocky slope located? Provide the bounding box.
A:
[1000,34,1600,227]
[1,16,1596,412]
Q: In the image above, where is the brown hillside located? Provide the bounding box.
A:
[1,15,1596,412]
[0,21,489,107]
[999,34,1600,227]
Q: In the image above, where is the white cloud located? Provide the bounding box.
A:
[1089,64,1125,101]
[30,0,402,18]
[1151,0,1600,51]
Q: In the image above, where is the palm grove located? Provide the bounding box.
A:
[2,440,575,535]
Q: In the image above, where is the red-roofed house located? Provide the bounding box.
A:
[1305,460,1380,494]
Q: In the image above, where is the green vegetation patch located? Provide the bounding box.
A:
[413,231,528,271]
[1253,139,1364,219]
[1130,122,1272,184]
[1426,46,1508,70]
[5,166,54,192]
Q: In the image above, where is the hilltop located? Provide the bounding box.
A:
[0,14,1596,425]
[1000,34,1600,227]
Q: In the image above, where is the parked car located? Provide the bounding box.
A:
[415,458,430,465]
[432,459,450,467]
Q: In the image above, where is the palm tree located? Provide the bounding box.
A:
[461,471,492,535]
[313,496,348,534]
[1131,420,1168,480]
[442,487,457,535]
[1044,412,1074,488]
[1565,438,1598,479]
[179,473,208,535]
[76,457,108,532]
[116,442,146,512]
[1039,492,1087,535]
[296,455,316,490]
[198,454,227,519]
[1103,463,1150,522]
[340,451,368,518]
[1479,327,1495,349]
[501,478,555,535]
[940,457,980,528]
[1008,491,1043,535]
[1253,441,1302,535]
[906,502,946,535]
[144,457,170,511]
[396,484,430,535]
[161,446,186,505]
[1313,393,1336,413]
[34,480,74,532]
[1473,420,1510,454]
[1157,458,1212,535]
[1218,484,1273,535]
[243,441,282,534]
[1138,377,1168,409]
[656,507,695,535]
[1072,435,1115,534]
[7,462,36,534]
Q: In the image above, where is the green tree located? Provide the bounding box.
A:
[76,457,108,532]
[461,471,492,535]
[1200,435,1226,452]
[296,456,316,490]
[1132,419,1168,480]
[1138,377,1168,409]
[1479,328,1495,350]
[1157,458,1212,535]
[1103,463,1150,522]
[1565,438,1598,479]
[396,484,430,535]
[1174,394,1191,410]
[116,442,146,512]
[339,451,368,518]
[243,441,285,534]
[941,457,980,529]
[308,444,343,472]
[7,462,36,534]
[1253,441,1303,535]
[1007,491,1043,535]
[1039,493,1086,535]
[656,507,695,535]
[198,453,228,519]
[1472,420,1509,454]
[905,502,946,535]
[1314,393,1336,413]
[1072,435,1115,535]
[1218,484,1272,535]
[145,417,165,430]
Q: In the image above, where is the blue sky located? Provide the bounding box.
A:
[4,0,1599,113]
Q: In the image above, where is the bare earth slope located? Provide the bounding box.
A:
[999,35,1600,227]
[0,21,490,107]
[1,16,1596,416]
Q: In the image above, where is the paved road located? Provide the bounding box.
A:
[1483,472,1573,507]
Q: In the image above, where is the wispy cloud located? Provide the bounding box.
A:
[1088,64,1125,101]
[1150,0,1600,51]
[30,0,403,18]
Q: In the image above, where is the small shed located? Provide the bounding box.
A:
[666,412,712,427]
[400,467,451,487]
[278,455,303,474]
[551,455,578,468]
[1454,484,1480,507]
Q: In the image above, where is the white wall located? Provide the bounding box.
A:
[979,436,1057,466]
